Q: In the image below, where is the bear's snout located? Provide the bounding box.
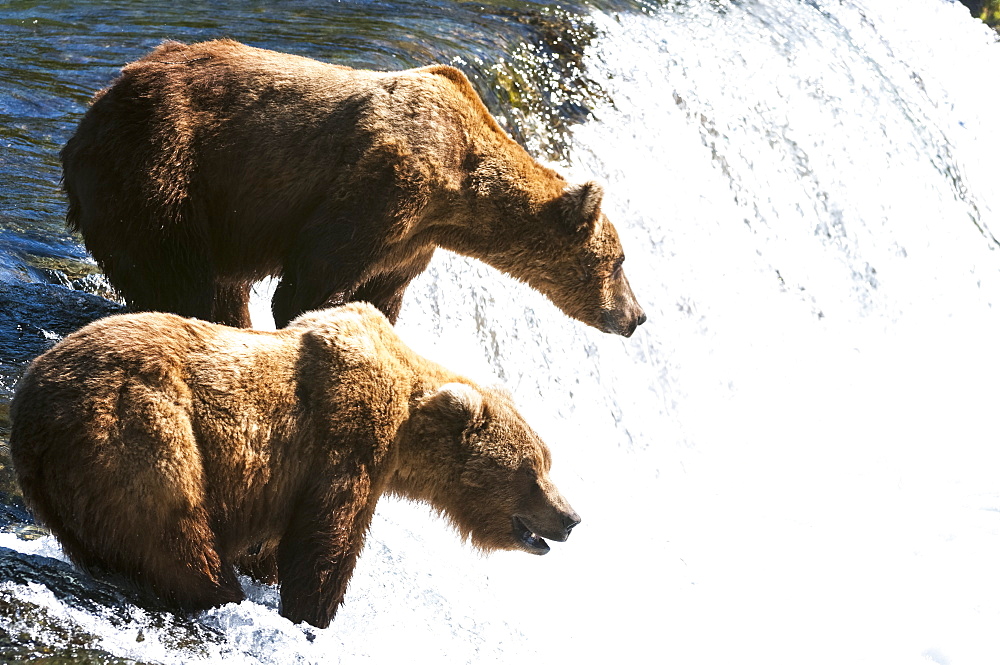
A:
[562,510,582,535]
[603,304,647,337]
[600,270,646,337]
[623,309,648,337]
[512,500,581,555]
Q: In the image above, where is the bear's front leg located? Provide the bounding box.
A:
[350,262,432,325]
[276,481,378,628]
[271,198,392,328]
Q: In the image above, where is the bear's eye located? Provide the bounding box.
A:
[514,463,539,487]
[516,474,541,497]
[611,257,625,277]
[577,254,599,278]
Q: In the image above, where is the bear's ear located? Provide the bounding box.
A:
[423,383,486,436]
[560,181,604,235]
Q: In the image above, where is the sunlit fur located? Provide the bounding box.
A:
[61,39,644,335]
[9,303,578,629]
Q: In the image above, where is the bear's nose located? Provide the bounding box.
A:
[620,310,646,338]
[562,512,581,533]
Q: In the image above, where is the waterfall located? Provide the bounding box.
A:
[2,1,999,663]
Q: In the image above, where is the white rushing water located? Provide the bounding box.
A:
[4,0,1000,663]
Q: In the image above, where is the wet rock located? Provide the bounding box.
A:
[959,0,1000,29]
[476,6,612,162]
[0,547,137,617]
[0,606,141,665]
[0,546,227,662]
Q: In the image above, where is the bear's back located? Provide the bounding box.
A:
[10,313,296,431]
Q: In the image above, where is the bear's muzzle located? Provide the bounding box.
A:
[511,508,581,555]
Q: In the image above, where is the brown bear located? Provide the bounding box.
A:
[9,303,580,628]
[61,39,646,335]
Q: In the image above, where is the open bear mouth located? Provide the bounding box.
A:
[512,516,550,555]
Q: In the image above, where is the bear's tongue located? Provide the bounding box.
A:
[513,516,550,554]
[523,532,547,549]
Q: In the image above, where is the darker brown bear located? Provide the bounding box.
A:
[61,39,646,335]
[9,303,580,628]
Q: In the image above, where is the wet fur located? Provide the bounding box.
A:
[9,304,577,628]
[61,39,644,335]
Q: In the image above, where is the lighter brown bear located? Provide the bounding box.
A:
[60,39,645,335]
[9,303,580,628]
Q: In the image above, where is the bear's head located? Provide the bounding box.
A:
[473,180,645,337]
[538,181,647,337]
[451,168,647,336]
[396,382,580,555]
